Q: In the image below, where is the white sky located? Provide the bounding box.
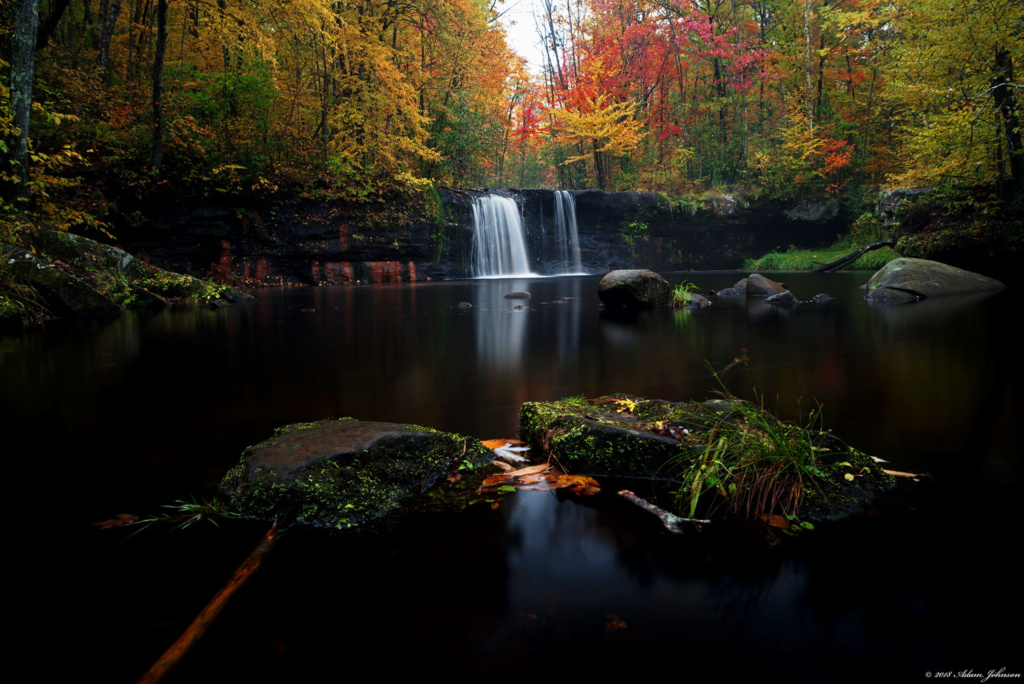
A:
[496,0,546,74]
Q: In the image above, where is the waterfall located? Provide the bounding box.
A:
[471,193,532,277]
[553,190,584,274]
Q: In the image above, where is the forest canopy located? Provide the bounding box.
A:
[1,0,1021,226]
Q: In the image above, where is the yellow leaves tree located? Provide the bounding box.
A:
[885,0,1024,193]
[552,95,646,190]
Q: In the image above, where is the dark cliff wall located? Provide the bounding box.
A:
[124,188,850,285]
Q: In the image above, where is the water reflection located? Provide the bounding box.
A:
[3,271,1019,681]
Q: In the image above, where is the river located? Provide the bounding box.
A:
[4,272,1019,682]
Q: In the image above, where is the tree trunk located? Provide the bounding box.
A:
[36,0,72,50]
[992,46,1023,194]
[7,0,40,193]
[97,0,123,73]
[150,0,168,174]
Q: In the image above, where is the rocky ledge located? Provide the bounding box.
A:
[2,230,253,324]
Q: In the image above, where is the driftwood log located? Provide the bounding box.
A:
[812,239,895,273]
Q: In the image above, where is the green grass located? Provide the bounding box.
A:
[745,213,896,271]
[670,281,699,306]
[669,392,838,522]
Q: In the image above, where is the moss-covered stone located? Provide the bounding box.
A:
[520,395,895,523]
[220,418,491,529]
[865,257,1005,303]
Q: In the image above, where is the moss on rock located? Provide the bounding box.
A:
[220,418,491,529]
[520,395,895,523]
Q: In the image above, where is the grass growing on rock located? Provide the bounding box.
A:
[669,395,836,521]
[520,392,893,524]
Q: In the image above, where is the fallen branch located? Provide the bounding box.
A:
[812,239,895,273]
[883,469,920,478]
[137,522,284,684]
[618,490,709,534]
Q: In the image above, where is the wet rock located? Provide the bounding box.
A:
[716,287,743,297]
[736,273,787,297]
[811,293,832,304]
[598,269,672,308]
[7,249,123,316]
[519,395,894,523]
[220,418,489,529]
[682,292,711,309]
[456,301,473,311]
[504,291,531,299]
[766,290,800,307]
[783,198,840,223]
[865,258,1005,303]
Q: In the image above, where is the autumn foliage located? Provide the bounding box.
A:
[2,0,1022,215]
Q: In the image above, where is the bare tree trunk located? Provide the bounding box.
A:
[150,0,168,173]
[804,0,813,135]
[993,46,1023,194]
[36,0,72,50]
[97,0,123,73]
[7,0,39,193]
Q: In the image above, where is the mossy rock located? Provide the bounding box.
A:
[129,262,253,306]
[220,418,490,529]
[519,395,895,523]
[865,257,1004,303]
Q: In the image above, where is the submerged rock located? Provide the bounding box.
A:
[865,258,1005,303]
[504,291,531,299]
[220,418,489,529]
[519,395,894,523]
[598,269,672,308]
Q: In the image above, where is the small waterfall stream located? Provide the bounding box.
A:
[471,193,531,277]
[553,190,584,274]
[468,190,584,277]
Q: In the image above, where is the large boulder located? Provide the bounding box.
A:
[598,269,672,308]
[732,273,787,297]
[865,258,1005,303]
[221,418,490,529]
[519,395,894,523]
[6,249,123,316]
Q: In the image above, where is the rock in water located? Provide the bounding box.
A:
[733,273,787,296]
[865,258,1005,303]
[220,418,488,529]
[519,395,895,523]
[766,290,800,307]
[598,269,672,308]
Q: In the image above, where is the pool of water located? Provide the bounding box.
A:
[5,272,1020,681]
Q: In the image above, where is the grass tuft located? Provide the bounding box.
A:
[669,391,838,522]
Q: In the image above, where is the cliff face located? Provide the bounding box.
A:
[125,188,850,285]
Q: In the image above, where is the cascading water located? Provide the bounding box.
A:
[471,193,532,277]
[553,190,584,274]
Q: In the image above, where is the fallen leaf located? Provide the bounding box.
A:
[481,438,528,450]
[505,463,551,478]
[604,614,628,634]
[94,513,139,530]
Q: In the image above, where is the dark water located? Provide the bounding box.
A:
[5,273,1020,682]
